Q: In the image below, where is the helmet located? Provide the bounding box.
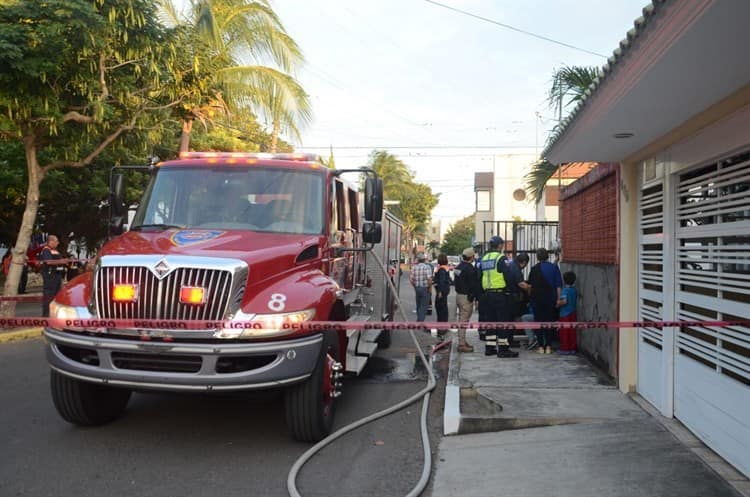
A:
[489,236,504,247]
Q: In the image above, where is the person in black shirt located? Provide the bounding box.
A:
[39,235,70,317]
[453,247,481,352]
[433,254,452,337]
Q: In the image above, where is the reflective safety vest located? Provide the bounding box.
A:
[478,251,506,290]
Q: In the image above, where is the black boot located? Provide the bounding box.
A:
[497,346,519,358]
[478,330,486,341]
[484,334,497,355]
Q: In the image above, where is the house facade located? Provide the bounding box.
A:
[545,0,750,478]
[473,154,594,247]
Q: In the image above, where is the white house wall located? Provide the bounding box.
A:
[491,153,538,221]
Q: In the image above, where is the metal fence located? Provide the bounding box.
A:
[480,220,560,277]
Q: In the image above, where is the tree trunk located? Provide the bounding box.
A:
[179,117,194,153]
[270,118,280,153]
[1,134,44,318]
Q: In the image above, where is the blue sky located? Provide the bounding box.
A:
[272,1,647,221]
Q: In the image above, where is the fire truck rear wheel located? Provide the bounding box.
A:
[285,331,339,443]
[50,370,131,426]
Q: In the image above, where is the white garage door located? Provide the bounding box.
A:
[638,181,667,411]
[674,150,750,477]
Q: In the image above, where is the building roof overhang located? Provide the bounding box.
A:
[544,0,750,165]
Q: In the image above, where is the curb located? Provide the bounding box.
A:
[443,336,461,435]
[0,327,44,343]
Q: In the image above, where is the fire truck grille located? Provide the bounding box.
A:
[95,266,233,322]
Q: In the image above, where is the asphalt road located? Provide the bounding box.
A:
[0,274,451,497]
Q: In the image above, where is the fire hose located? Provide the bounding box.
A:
[286,249,440,497]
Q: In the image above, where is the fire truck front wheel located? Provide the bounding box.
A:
[50,370,131,426]
[285,331,340,442]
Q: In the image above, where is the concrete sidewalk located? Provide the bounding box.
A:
[435,331,750,497]
[0,289,44,343]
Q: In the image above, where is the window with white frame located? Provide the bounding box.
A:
[476,190,491,212]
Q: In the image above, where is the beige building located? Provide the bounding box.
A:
[546,0,750,478]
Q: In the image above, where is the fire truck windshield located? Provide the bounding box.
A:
[130,166,325,234]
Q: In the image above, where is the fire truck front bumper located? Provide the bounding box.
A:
[44,328,323,392]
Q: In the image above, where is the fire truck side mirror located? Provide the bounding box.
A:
[362,221,382,244]
[110,173,126,218]
[109,217,124,236]
[109,173,126,237]
[364,177,383,222]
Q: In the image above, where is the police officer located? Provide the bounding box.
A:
[477,236,519,358]
[39,235,70,317]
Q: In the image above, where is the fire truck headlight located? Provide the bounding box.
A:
[213,309,316,338]
[233,309,316,338]
[48,302,93,330]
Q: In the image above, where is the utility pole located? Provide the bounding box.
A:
[535,111,541,158]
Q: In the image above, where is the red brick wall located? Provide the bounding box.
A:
[545,185,560,207]
[560,171,618,265]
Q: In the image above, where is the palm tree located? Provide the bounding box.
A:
[525,65,599,203]
[252,76,312,152]
[524,158,558,204]
[159,0,310,152]
[368,150,414,193]
[367,150,438,255]
[548,65,600,119]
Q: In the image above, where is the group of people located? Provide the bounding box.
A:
[409,235,579,358]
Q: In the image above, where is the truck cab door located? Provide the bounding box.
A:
[328,179,356,295]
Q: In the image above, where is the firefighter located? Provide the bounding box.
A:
[477,236,519,358]
[39,235,70,317]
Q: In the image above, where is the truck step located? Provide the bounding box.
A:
[344,316,382,375]
[345,313,372,338]
[345,356,368,375]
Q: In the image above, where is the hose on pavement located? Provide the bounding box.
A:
[287,249,443,497]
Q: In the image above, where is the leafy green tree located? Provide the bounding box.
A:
[440,215,475,256]
[367,150,438,236]
[159,0,310,152]
[525,65,599,203]
[0,0,180,312]
[188,107,293,153]
[0,142,26,245]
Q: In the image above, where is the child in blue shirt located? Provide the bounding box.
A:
[556,271,578,354]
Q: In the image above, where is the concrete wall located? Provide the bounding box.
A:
[560,262,618,379]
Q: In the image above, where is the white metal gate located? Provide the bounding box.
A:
[673,150,750,477]
[638,181,667,411]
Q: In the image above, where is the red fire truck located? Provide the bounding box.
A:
[43,152,397,442]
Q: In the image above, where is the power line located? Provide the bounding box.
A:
[422,0,608,58]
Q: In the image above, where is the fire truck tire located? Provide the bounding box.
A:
[376,329,391,349]
[50,370,131,426]
[285,331,339,443]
